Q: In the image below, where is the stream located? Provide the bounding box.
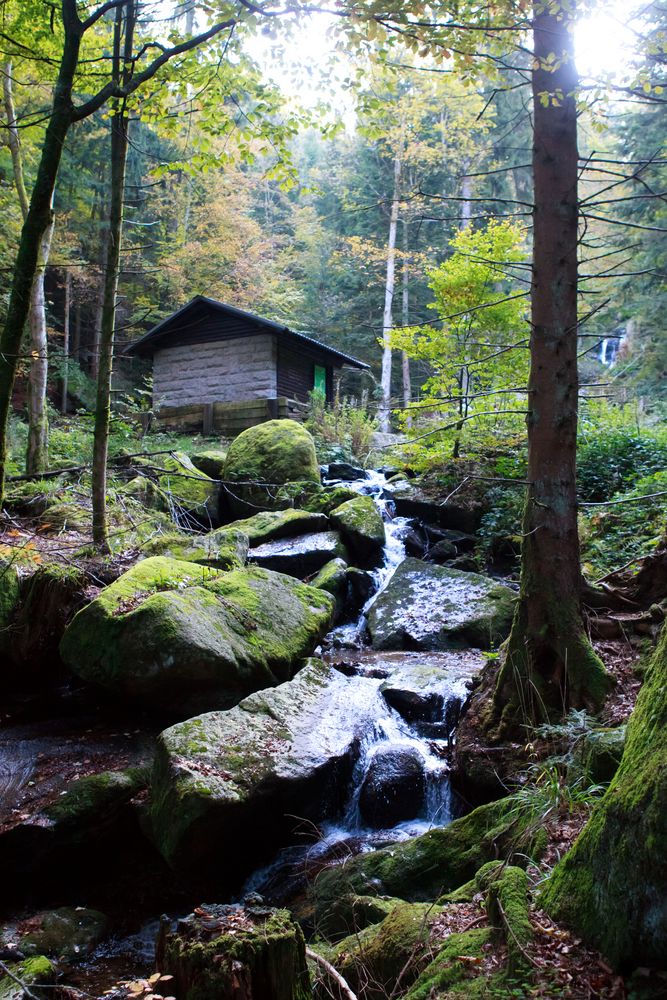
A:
[1,468,486,995]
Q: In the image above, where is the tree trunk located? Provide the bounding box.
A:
[542,621,667,967]
[4,59,55,475]
[378,153,401,433]
[401,218,411,427]
[459,160,472,229]
[487,1,608,736]
[91,228,109,380]
[62,269,71,413]
[26,217,55,473]
[0,5,81,505]
[91,1,133,551]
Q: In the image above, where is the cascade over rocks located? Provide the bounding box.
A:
[149,659,379,888]
[367,557,516,651]
[60,557,334,712]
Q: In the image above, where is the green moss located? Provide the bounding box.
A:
[572,725,626,784]
[224,509,329,546]
[318,902,442,998]
[45,769,143,830]
[329,495,385,563]
[313,797,545,927]
[158,452,219,522]
[486,866,532,978]
[118,475,171,512]
[541,621,667,967]
[140,528,249,570]
[403,927,494,1000]
[0,561,20,657]
[190,450,227,479]
[224,420,320,486]
[0,955,55,999]
[161,907,311,1000]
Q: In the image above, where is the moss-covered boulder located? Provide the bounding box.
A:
[9,563,86,673]
[312,797,545,931]
[541,622,667,967]
[314,894,400,942]
[249,531,348,578]
[571,725,626,785]
[139,527,249,570]
[310,558,349,618]
[12,907,108,961]
[222,420,319,515]
[486,865,532,978]
[315,902,442,999]
[60,557,334,712]
[0,561,20,659]
[118,475,171,512]
[190,449,227,479]
[149,659,378,887]
[367,558,516,652]
[0,956,55,1000]
[157,905,310,1000]
[329,495,386,566]
[225,508,329,546]
[158,452,220,526]
[0,770,143,894]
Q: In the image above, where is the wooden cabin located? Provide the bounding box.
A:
[125,297,370,435]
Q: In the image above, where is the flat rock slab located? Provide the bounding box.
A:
[149,659,380,887]
[248,531,348,577]
[367,558,515,652]
[226,508,329,546]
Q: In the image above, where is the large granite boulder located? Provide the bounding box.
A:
[190,449,227,479]
[60,557,334,711]
[222,420,319,516]
[149,659,380,887]
[358,745,426,828]
[249,531,348,577]
[140,527,249,570]
[157,451,220,526]
[367,558,515,652]
[227,508,329,546]
[330,495,386,566]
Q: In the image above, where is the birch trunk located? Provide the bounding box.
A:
[378,153,401,433]
[26,217,55,473]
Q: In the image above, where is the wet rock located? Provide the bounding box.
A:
[424,525,477,553]
[8,907,108,961]
[426,539,457,563]
[60,557,334,711]
[310,558,348,618]
[157,905,310,1000]
[140,527,249,570]
[367,558,515,652]
[222,420,320,516]
[390,482,480,533]
[249,531,348,578]
[329,496,386,567]
[403,527,428,559]
[449,555,480,572]
[190,449,227,479]
[149,659,379,889]
[225,508,329,546]
[358,745,426,828]
[326,462,368,482]
[0,955,55,999]
[347,567,376,612]
[157,452,220,527]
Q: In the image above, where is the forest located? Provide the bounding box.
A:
[0,0,666,998]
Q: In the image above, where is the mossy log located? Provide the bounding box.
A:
[541,622,667,967]
[156,905,311,1000]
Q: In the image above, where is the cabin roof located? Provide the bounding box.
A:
[124,296,370,370]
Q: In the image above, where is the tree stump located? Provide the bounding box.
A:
[156,904,311,1000]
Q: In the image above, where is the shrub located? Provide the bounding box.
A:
[577,403,667,502]
[305,389,377,463]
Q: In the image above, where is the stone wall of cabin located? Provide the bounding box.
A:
[152,334,277,408]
